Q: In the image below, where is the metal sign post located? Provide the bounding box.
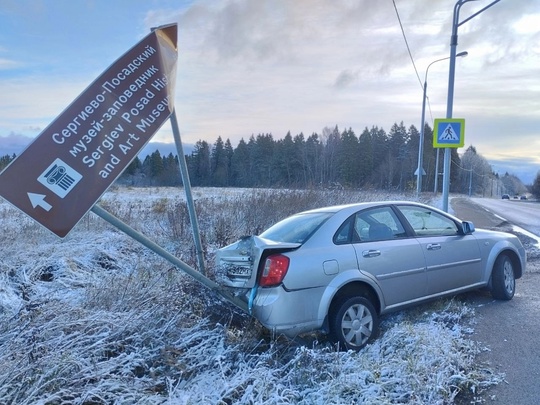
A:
[441,0,501,212]
[91,204,247,313]
[170,109,206,274]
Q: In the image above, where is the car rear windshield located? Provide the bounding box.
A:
[260,212,333,244]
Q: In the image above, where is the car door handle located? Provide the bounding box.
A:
[362,250,381,258]
[427,243,441,251]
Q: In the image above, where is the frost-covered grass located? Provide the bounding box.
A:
[0,187,503,404]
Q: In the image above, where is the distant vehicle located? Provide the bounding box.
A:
[502,194,510,199]
[216,201,526,351]
[520,195,527,200]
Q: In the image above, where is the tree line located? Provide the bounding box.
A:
[126,122,524,196]
[183,123,449,191]
[0,122,529,197]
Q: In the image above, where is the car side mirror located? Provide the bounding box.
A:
[461,221,475,235]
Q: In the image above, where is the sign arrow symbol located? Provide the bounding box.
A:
[27,192,52,211]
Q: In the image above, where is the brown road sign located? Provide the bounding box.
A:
[0,24,178,237]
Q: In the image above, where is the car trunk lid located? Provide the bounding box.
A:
[215,235,301,289]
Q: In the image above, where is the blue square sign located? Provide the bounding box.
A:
[433,118,465,148]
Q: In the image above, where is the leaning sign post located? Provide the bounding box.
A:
[0,24,177,238]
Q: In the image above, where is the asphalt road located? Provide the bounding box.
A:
[470,197,540,238]
[451,197,540,405]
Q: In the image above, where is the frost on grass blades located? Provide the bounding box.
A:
[0,187,503,404]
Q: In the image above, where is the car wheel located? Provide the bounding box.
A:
[330,296,379,351]
[491,254,515,300]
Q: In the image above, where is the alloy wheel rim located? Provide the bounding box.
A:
[503,260,515,294]
[341,303,373,347]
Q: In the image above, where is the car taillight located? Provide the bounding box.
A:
[259,254,289,287]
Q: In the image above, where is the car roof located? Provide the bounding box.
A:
[298,201,430,215]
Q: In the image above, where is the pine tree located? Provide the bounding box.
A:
[275,132,295,186]
[143,150,164,185]
[304,133,322,187]
[211,136,228,187]
[160,153,180,186]
[421,124,437,192]
[322,126,341,184]
[124,156,142,176]
[230,138,251,187]
[358,127,373,187]
[189,141,211,186]
[369,126,389,188]
[224,138,234,186]
[406,124,420,191]
[337,128,359,188]
[253,134,275,187]
[0,154,15,171]
[384,122,409,190]
[293,133,307,186]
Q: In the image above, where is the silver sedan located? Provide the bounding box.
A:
[216,202,526,351]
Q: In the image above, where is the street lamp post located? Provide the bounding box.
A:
[416,52,467,197]
[441,0,501,212]
[434,148,440,193]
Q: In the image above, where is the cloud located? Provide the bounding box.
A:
[0,132,32,155]
[0,58,19,70]
[0,75,89,136]
[0,44,19,70]
[334,70,359,89]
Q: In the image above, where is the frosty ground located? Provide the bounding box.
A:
[0,187,521,404]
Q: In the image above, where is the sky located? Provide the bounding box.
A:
[0,0,539,183]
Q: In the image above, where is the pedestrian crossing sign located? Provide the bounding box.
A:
[433,118,465,148]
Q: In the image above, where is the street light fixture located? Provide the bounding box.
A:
[416,51,468,197]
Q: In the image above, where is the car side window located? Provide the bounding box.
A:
[397,205,459,236]
[354,207,406,242]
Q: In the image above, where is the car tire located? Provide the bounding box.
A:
[330,295,379,351]
[491,254,515,300]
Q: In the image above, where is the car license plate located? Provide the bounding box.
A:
[227,265,252,278]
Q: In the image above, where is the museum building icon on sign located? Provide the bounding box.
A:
[38,158,83,199]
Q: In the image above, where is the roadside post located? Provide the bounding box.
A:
[170,110,206,275]
[441,0,501,212]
